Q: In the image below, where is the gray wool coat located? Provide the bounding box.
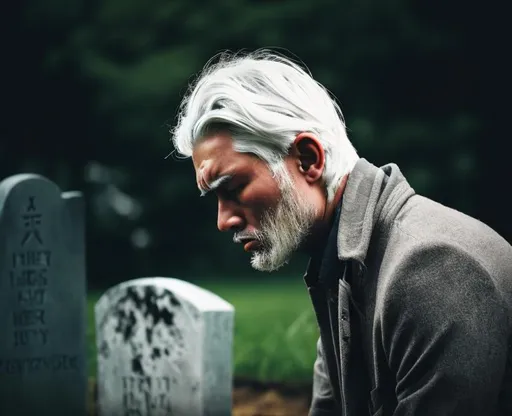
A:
[305,159,512,416]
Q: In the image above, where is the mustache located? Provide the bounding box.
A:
[233,231,261,243]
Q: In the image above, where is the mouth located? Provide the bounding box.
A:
[233,233,262,252]
[235,238,261,252]
[243,239,261,252]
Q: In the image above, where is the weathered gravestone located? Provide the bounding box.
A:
[95,277,235,416]
[0,174,87,416]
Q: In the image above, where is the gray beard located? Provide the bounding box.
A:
[250,174,317,272]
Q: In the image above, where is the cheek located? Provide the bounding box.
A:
[243,184,281,222]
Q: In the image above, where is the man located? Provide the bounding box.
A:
[171,50,512,415]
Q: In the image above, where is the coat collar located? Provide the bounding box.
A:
[303,198,344,288]
[304,158,416,287]
[338,158,416,265]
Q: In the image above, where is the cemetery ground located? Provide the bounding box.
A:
[87,277,317,415]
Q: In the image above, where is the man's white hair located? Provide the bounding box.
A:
[171,49,359,202]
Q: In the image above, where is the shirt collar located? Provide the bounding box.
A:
[303,198,344,289]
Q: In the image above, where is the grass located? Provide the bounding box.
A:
[86,277,319,384]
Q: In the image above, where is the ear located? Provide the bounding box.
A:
[292,132,325,184]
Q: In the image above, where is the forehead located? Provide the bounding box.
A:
[192,132,256,185]
[192,132,235,171]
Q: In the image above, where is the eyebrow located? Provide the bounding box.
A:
[199,174,232,197]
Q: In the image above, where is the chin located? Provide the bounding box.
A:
[250,249,292,272]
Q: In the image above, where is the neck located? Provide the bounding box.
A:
[323,174,348,225]
[302,174,349,257]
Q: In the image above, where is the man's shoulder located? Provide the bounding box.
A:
[377,194,512,304]
[391,193,511,261]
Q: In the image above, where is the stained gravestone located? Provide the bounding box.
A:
[95,277,235,416]
[0,174,87,415]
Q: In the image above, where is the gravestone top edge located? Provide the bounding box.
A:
[0,173,63,210]
[96,277,234,313]
[0,173,55,192]
[0,174,81,222]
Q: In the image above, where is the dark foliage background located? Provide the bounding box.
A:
[2,0,509,288]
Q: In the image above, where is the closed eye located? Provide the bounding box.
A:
[219,183,245,202]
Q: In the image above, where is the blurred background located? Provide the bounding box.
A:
[2,0,509,387]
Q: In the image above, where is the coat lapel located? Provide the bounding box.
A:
[308,285,342,405]
[337,271,352,415]
[338,265,371,416]
[304,201,346,409]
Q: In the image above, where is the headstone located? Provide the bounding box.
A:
[95,277,235,416]
[0,174,87,416]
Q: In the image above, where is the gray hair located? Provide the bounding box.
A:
[171,49,359,202]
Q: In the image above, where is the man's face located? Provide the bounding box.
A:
[192,131,317,272]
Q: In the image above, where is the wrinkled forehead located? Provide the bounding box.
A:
[192,132,233,173]
[195,159,211,180]
[195,159,212,188]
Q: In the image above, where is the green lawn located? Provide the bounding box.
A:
[87,277,319,383]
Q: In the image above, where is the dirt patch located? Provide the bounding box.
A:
[233,378,311,416]
[89,377,312,416]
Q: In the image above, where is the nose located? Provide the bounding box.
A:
[217,199,244,232]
